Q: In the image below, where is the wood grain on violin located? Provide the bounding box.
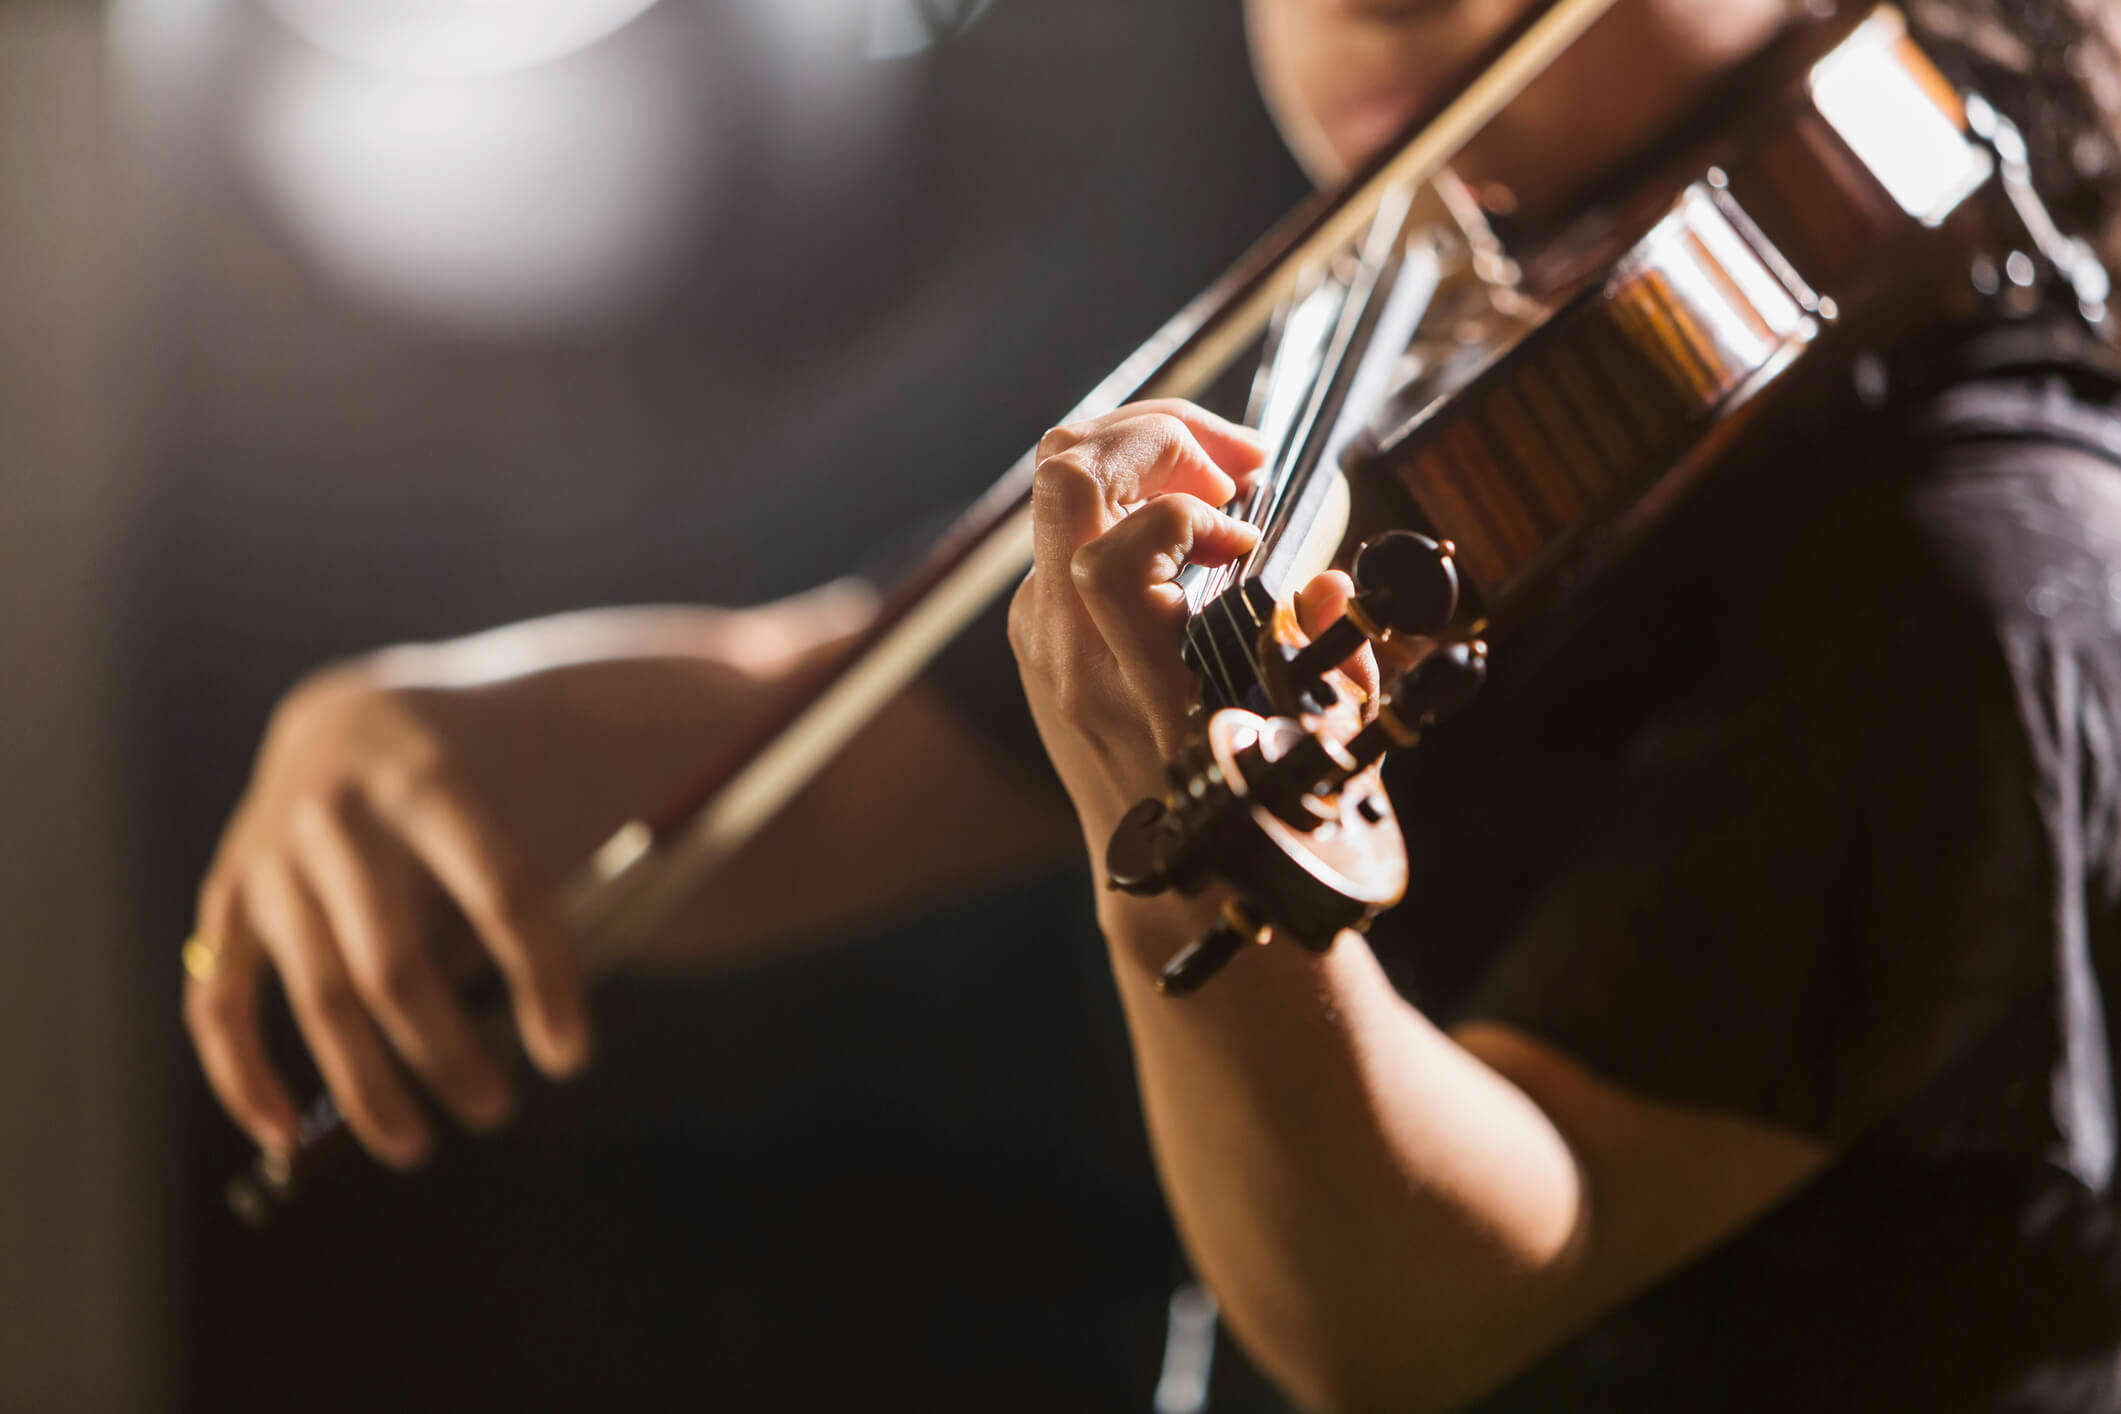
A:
[1371,7,1999,620]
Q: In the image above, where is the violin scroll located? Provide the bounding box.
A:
[1107,544,1488,996]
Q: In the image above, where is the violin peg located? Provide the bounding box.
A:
[1396,638,1487,726]
[1157,900,1271,997]
[1350,531,1460,638]
[1105,797,1178,898]
[1278,533,1460,710]
[1342,639,1490,768]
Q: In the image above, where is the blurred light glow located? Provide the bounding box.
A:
[109,0,223,96]
[243,31,706,331]
[867,0,995,60]
[263,0,664,78]
[1810,13,1992,227]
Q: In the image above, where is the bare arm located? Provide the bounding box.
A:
[360,584,1078,967]
[1005,399,1826,1410]
[1104,893,1825,1411]
[184,584,1075,1165]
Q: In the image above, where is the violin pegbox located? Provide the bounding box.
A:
[1258,530,1463,717]
[1106,532,1489,997]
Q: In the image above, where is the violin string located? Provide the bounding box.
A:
[1200,286,1314,705]
[1221,192,1441,707]
[1242,275,1347,581]
[1186,274,1330,706]
[1255,188,1418,559]
[1211,198,1415,703]
[1221,267,1352,701]
[1191,201,1407,705]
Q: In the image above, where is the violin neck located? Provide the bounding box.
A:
[1183,205,1456,713]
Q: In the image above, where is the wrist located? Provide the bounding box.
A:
[1095,881,1233,982]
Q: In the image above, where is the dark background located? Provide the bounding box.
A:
[0,0,1317,1408]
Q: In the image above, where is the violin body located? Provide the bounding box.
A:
[1119,5,2113,992]
[1364,6,2080,635]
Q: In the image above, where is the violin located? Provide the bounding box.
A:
[1105,1,2112,993]
[225,0,2112,1221]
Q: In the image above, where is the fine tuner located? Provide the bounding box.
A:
[1105,532,1487,996]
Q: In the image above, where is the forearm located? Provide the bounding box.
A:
[1006,390,1833,1414]
[356,579,881,689]
[633,678,1079,969]
[312,582,1074,967]
[1101,891,1586,1412]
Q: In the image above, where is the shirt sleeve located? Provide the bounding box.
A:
[1465,431,2121,1152]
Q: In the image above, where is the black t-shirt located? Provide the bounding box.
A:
[927,320,2121,1410]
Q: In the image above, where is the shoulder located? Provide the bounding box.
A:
[1461,346,2121,1143]
[1897,371,2121,650]
[1722,348,2121,733]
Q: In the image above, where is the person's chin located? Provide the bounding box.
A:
[1320,89,1428,174]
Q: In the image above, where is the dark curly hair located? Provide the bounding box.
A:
[1908,0,2121,262]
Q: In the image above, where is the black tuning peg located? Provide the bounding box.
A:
[1342,639,1488,766]
[1245,638,1490,818]
[1281,532,1460,702]
[1102,627,1486,1003]
[1156,905,1268,997]
[1394,636,1488,722]
[1105,797,1183,898]
[1101,711,1411,997]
